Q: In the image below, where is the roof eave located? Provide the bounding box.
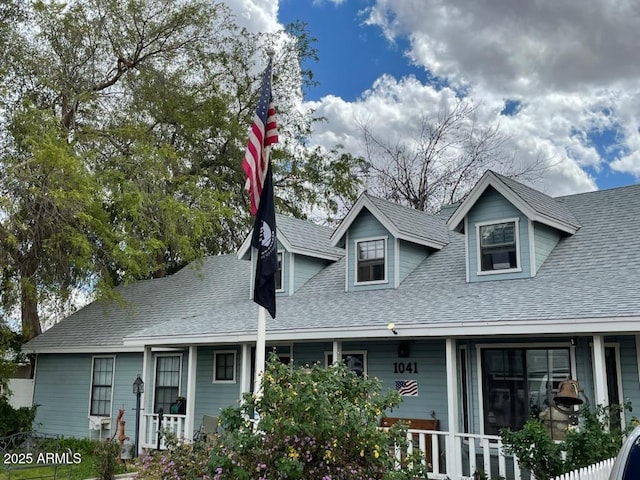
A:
[122,315,640,346]
[447,171,579,234]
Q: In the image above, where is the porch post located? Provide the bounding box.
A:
[185,346,197,441]
[592,335,608,407]
[139,346,152,454]
[332,340,342,364]
[239,343,252,399]
[446,338,461,479]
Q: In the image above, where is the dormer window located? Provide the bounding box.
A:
[276,251,284,292]
[477,219,520,274]
[356,238,387,283]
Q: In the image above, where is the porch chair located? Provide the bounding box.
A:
[196,415,219,442]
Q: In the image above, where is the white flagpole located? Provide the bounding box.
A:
[253,142,273,403]
[253,49,275,414]
[253,305,267,399]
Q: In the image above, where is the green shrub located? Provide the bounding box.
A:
[209,353,428,480]
[501,402,635,479]
[132,432,215,480]
[94,440,120,480]
[0,396,37,437]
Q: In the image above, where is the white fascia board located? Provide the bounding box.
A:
[447,172,577,234]
[23,345,145,354]
[331,194,446,249]
[395,231,448,250]
[236,233,252,260]
[447,172,534,230]
[122,315,640,346]
[331,195,399,246]
[237,228,294,259]
[287,246,343,261]
[529,213,579,235]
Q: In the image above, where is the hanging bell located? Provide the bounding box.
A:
[554,379,584,406]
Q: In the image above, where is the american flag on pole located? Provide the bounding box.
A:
[242,58,278,216]
[395,380,418,397]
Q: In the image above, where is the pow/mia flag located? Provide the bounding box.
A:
[251,161,277,319]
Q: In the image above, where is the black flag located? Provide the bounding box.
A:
[251,161,277,318]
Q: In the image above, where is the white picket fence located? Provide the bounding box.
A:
[551,457,615,480]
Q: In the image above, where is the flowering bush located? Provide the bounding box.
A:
[133,433,214,480]
[209,353,428,480]
[501,402,637,480]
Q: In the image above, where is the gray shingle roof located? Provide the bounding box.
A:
[25,183,640,351]
[493,172,582,230]
[365,194,451,247]
[276,214,344,259]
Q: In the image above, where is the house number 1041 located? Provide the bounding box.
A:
[393,362,418,374]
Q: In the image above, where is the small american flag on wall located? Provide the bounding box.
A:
[395,380,418,397]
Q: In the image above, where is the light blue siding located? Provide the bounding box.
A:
[533,222,561,274]
[293,255,328,292]
[347,209,395,291]
[616,336,640,415]
[194,347,242,424]
[33,353,142,440]
[467,187,531,281]
[398,240,428,283]
[278,244,288,296]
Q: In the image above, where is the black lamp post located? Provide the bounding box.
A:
[133,374,144,457]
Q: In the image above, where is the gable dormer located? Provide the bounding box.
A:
[447,171,581,282]
[330,193,449,291]
[238,214,343,296]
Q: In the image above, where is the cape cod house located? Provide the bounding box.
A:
[23,171,640,479]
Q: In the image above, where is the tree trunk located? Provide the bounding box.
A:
[20,275,41,340]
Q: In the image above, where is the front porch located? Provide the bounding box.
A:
[139,413,524,480]
[134,335,621,480]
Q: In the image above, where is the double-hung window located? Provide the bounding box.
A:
[154,355,181,414]
[213,351,236,383]
[356,238,386,283]
[275,252,284,292]
[90,356,115,417]
[478,220,520,273]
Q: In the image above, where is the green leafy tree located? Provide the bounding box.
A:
[209,353,428,480]
[0,1,362,339]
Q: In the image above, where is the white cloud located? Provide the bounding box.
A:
[302,0,640,195]
[224,0,281,34]
[222,0,640,194]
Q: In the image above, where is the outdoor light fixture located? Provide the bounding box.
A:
[387,323,398,335]
[133,374,144,457]
[133,374,144,394]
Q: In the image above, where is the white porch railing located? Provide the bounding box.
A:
[388,428,526,480]
[141,413,187,450]
[551,457,615,480]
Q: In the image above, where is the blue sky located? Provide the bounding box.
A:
[225,0,639,197]
[279,0,425,103]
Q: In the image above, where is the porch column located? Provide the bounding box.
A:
[139,346,152,454]
[185,346,197,441]
[446,338,461,480]
[239,343,252,400]
[332,340,342,364]
[592,335,608,407]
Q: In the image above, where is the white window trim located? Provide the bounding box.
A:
[354,236,389,285]
[152,353,183,414]
[213,350,237,384]
[476,341,576,437]
[276,250,285,293]
[475,217,522,275]
[325,350,368,376]
[88,355,116,418]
